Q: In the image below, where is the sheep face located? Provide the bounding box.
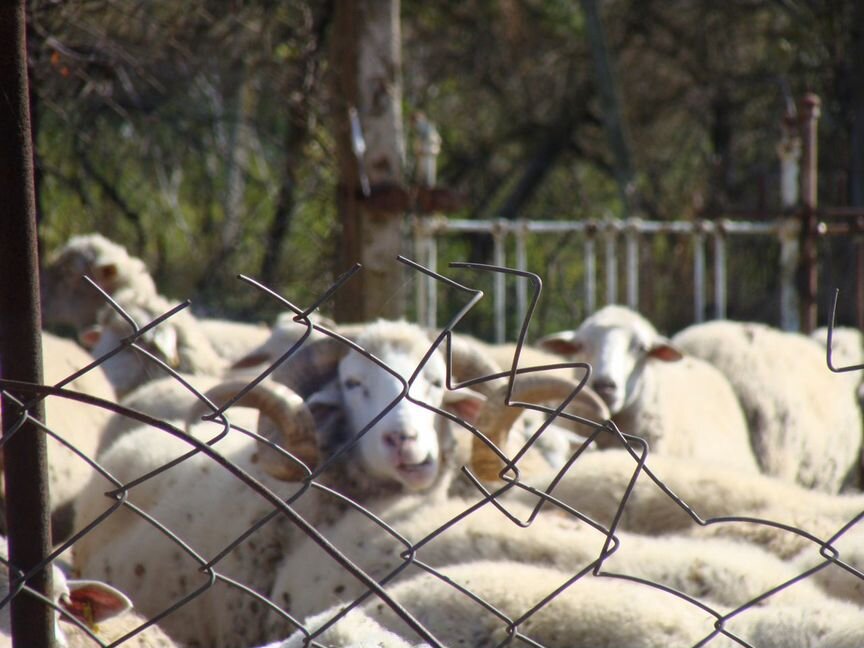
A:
[331,345,455,491]
[307,322,482,492]
[540,305,682,415]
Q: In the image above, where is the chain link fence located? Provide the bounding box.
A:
[2,258,864,647]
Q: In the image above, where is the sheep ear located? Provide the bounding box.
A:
[94,262,120,291]
[648,339,683,362]
[61,580,133,626]
[537,331,583,357]
[443,388,485,424]
[78,325,102,350]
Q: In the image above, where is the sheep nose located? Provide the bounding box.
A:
[383,429,418,450]
[592,377,618,402]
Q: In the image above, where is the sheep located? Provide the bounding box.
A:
[41,232,275,366]
[72,320,609,648]
[0,538,176,647]
[40,233,159,333]
[537,305,760,474]
[229,311,338,371]
[93,310,332,455]
[441,333,594,470]
[79,287,228,397]
[269,560,864,648]
[95,372,229,456]
[498,447,864,538]
[0,332,116,541]
[672,319,863,492]
[265,490,829,631]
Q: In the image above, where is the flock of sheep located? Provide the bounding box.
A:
[1,232,864,647]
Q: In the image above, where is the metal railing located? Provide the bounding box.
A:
[411,216,799,343]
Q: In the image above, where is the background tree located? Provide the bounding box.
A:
[28,0,864,336]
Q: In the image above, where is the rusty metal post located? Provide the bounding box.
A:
[0,0,57,645]
[798,93,821,333]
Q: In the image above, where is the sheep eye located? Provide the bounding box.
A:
[344,378,362,390]
[430,377,444,389]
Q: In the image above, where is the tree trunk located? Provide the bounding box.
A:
[580,0,637,215]
[331,0,406,323]
[0,1,56,645]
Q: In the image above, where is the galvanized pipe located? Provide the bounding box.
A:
[604,223,618,305]
[713,227,727,320]
[515,222,528,332]
[693,228,706,322]
[584,229,597,315]
[625,220,640,309]
[492,221,507,343]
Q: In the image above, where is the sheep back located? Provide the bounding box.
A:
[673,320,863,491]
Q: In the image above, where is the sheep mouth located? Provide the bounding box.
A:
[395,453,437,487]
[397,453,434,472]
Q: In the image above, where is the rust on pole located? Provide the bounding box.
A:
[0,0,57,645]
[798,93,821,333]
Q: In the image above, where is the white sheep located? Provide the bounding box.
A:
[229,311,338,370]
[270,560,864,648]
[0,332,116,541]
[265,492,828,630]
[538,305,759,474]
[0,537,176,647]
[95,372,229,456]
[41,232,275,365]
[70,320,521,647]
[672,319,863,491]
[80,287,228,396]
[40,233,159,333]
[505,447,864,537]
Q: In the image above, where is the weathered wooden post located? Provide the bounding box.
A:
[331,0,406,323]
[0,0,57,645]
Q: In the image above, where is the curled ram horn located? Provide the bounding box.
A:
[186,379,318,481]
[470,374,610,482]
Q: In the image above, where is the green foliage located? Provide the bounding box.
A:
[31,0,864,335]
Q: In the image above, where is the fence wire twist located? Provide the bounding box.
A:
[1,258,863,647]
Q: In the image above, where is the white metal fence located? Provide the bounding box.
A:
[411,216,804,342]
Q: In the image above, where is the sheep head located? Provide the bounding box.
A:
[538,305,682,415]
[40,233,157,331]
[199,320,487,494]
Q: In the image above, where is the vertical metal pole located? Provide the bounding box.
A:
[693,226,706,323]
[0,1,57,644]
[412,218,428,327]
[515,222,528,332]
[779,217,802,331]
[493,221,507,342]
[604,222,618,305]
[799,93,821,333]
[584,225,597,315]
[713,225,727,320]
[421,222,439,331]
[625,220,640,309]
